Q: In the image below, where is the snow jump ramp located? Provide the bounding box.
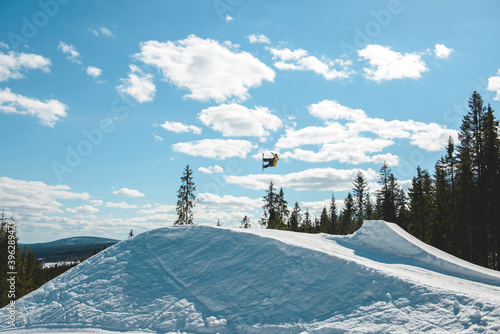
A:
[1,220,500,333]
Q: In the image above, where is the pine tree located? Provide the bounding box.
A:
[216,219,221,227]
[407,167,433,242]
[276,187,289,230]
[352,171,369,231]
[364,193,374,221]
[376,163,403,224]
[261,181,278,229]
[175,164,196,225]
[288,202,301,232]
[339,192,355,235]
[482,104,500,269]
[319,207,329,233]
[301,209,312,233]
[128,229,134,238]
[329,192,338,234]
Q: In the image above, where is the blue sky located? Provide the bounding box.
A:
[1,0,500,243]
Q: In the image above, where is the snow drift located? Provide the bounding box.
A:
[1,220,500,333]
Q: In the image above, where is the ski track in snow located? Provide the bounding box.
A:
[1,220,500,333]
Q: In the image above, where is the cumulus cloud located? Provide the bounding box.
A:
[86,66,102,78]
[0,87,68,127]
[224,167,378,191]
[112,188,145,198]
[198,165,224,174]
[358,44,428,82]
[0,50,51,82]
[248,33,271,44]
[487,69,500,101]
[172,139,256,159]
[276,100,458,164]
[117,65,156,103]
[308,99,366,121]
[434,44,453,59]
[268,47,354,80]
[105,201,138,209]
[158,121,201,134]
[198,103,282,137]
[225,14,234,22]
[197,193,262,211]
[134,34,275,102]
[0,176,91,217]
[66,205,99,214]
[281,138,396,164]
[58,41,82,65]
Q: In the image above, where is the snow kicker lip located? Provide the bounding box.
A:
[345,220,500,287]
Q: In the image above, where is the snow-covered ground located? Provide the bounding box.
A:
[1,220,500,333]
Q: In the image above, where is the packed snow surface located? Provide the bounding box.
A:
[1,220,500,333]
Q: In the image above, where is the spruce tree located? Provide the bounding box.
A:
[352,171,369,231]
[329,192,338,234]
[319,207,329,233]
[340,192,355,234]
[302,209,312,233]
[376,163,403,224]
[407,167,433,242]
[288,202,301,232]
[261,181,278,229]
[128,229,134,238]
[276,187,289,230]
[175,164,196,225]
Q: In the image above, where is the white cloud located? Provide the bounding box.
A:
[58,41,82,65]
[308,99,366,121]
[434,44,453,59]
[66,205,99,214]
[224,167,378,191]
[0,50,51,82]
[90,26,115,37]
[137,204,175,215]
[225,14,234,22]
[276,122,351,149]
[152,130,163,142]
[198,165,224,174]
[105,201,138,209]
[281,137,395,164]
[99,26,115,37]
[135,34,275,102]
[198,103,282,137]
[112,187,145,198]
[0,87,68,127]
[276,100,458,163]
[487,69,500,101]
[0,176,91,217]
[197,193,262,211]
[158,121,201,134]
[0,42,9,49]
[86,66,102,78]
[268,47,354,80]
[248,33,271,44]
[358,44,428,82]
[172,139,256,159]
[117,65,156,103]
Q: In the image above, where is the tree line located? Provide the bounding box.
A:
[173,92,498,270]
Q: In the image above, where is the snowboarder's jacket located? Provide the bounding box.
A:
[271,153,279,167]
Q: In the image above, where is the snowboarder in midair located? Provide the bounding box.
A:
[263,152,280,169]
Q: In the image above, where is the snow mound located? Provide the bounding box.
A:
[1,221,500,333]
[344,220,500,286]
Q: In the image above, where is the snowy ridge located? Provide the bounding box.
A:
[1,221,500,333]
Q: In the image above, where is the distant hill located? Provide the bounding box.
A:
[20,236,120,262]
